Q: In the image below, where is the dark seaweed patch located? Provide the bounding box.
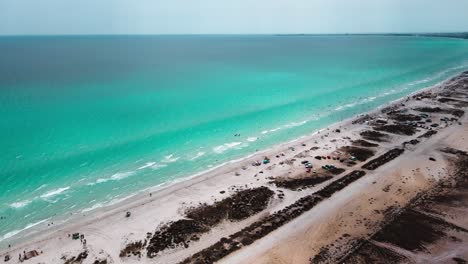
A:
[351,139,379,148]
[272,176,332,190]
[186,186,274,223]
[414,107,464,117]
[120,240,146,258]
[419,152,468,212]
[340,146,376,161]
[388,113,422,122]
[352,115,373,125]
[315,171,366,198]
[439,91,468,99]
[328,167,346,175]
[311,152,468,263]
[453,257,467,264]
[402,139,420,147]
[417,130,438,138]
[438,97,468,107]
[371,152,468,253]
[373,209,463,252]
[414,106,445,113]
[180,171,366,264]
[373,124,416,136]
[440,148,468,157]
[147,219,209,257]
[179,196,323,264]
[360,130,390,142]
[362,148,404,170]
[338,240,409,264]
[146,187,274,257]
[64,250,88,264]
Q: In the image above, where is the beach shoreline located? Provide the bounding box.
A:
[1,70,468,263]
[0,71,448,245]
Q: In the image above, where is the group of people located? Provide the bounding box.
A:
[80,234,87,246]
[18,250,40,262]
[68,233,87,246]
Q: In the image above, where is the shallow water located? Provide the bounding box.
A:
[1,35,468,245]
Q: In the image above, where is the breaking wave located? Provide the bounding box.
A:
[137,162,156,170]
[162,154,180,163]
[189,151,206,160]
[0,219,48,242]
[213,142,243,154]
[40,187,70,199]
[9,200,32,209]
[246,137,258,142]
[89,171,135,186]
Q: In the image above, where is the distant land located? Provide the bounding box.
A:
[275,32,468,39]
[390,32,468,39]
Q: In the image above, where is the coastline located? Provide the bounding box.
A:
[2,61,467,247]
[0,72,445,245]
[1,70,468,263]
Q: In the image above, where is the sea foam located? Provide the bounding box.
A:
[246,137,258,142]
[189,151,206,160]
[9,200,32,209]
[138,162,156,170]
[162,154,180,163]
[0,219,48,242]
[213,142,243,153]
[151,163,167,170]
[40,187,70,199]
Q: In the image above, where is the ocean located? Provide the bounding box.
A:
[1,35,468,245]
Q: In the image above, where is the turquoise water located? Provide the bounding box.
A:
[1,35,468,245]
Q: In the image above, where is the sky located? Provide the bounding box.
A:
[1,0,468,35]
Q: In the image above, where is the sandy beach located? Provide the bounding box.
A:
[1,71,468,264]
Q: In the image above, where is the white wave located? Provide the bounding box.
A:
[162,154,179,163]
[259,119,311,138]
[107,194,137,206]
[246,137,258,142]
[330,64,467,117]
[332,64,468,116]
[345,102,357,108]
[40,187,70,199]
[269,127,281,133]
[334,106,344,111]
[334,95,380,112]
[95,171,135,184]
[137,162,156,170]
[9,199,32,209]
[34,184,47,192]
[335,102,357,111]
[81,202,104,213]
[0,219,48,242]
[284,120,308,128]
[82,193,137,213]
[213,142,243,154]
[189,151,206,161]
[260,126,283,135]
[150,163,168,170]
[408,78,431,86]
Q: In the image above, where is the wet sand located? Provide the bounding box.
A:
[1,71,468,264]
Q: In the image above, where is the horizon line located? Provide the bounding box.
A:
[0,31,467,37]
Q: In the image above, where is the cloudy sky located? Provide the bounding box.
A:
[1,0,467,35]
